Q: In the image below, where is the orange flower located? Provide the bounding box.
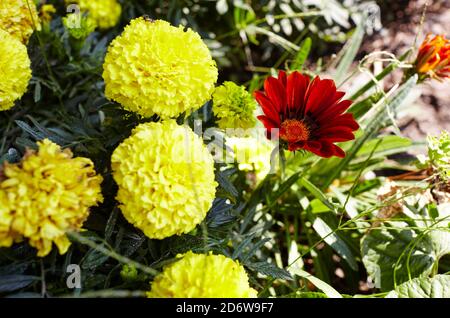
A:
[415,34,450,80]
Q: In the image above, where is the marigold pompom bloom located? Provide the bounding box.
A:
[0,139,103,257]
[0,29,32,111]
[0,0,41,44]
[415,34,450,80]
[147,252,258,298]
[111,120,217,239]
[226,136,273,182]
[103,18,218,119]
[213,81,257,130]
[66,0,122,29]
[255,71,359,158]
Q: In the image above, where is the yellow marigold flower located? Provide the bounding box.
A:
[39,4,56,25]
[0,0,41,44]
[111,120,217,239]
[148,251,258,298]
[415,34,450,80]
[0,29,32,111]
[66,0,122,30]
[213,81,257,131]
[226,136,274,182]
[0,139,103,257]
[103,18,218,119]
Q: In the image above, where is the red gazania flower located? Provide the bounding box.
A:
[254,71,359,158]
[415,34,450,80]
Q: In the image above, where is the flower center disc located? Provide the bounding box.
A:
[280,119,310,143]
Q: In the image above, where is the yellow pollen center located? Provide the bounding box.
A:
[280,119,310,143]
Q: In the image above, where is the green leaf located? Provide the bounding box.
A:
[291,37,311,71]
[386,275,450,298]
[361,226,450,291]
[291,269,342,298]
[15,120,45,141]
[34,82,41,103]
[334,17,365,85]
[105,207,119,242]
[216,169,239,200]
[312,217,358,271]
[232,234,256,259]
[268,171,302,204]
[247,261,293,281]
[356,135,412,159]
[0,275,39,293]
[300,177,338,213]
[207,198,236,228]
[81,247,110,270]
[287,291,328,298]
[309,198,331,213]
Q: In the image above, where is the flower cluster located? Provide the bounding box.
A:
[415,34,450,80]
[0,0,41,44]
[255,71,359,158]
[65,0,122,30]
[0,140,103,257]
[111,120,217,239]
[0,29,32,111]
[213,81,257,131]
[148,252,257,298]
[103,18,218,119]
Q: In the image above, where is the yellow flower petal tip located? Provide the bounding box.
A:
[103,18,218,119]
[148,251,258,298]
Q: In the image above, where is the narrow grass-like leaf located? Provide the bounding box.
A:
[292,269,342,298]
[248,261,293,280]
[0,275,39,293]
[291,37,312,71]
[300,177,338,213]
[334,18,365,85]
[312,217,358,271]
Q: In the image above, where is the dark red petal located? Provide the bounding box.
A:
[278,70,287,87]
[331,91,346,104]
[254,91,281,124]
[264,77,287,114]
[287,140,305,152]
[313,90,346,116]
[315,100,352,123]
[319,113,359,131]
[257,115,280,139]
[315,127,355,142]
[287,71,309,117]
[332,145,346,158]
[304,78,337,115]
[304,141,334,158]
